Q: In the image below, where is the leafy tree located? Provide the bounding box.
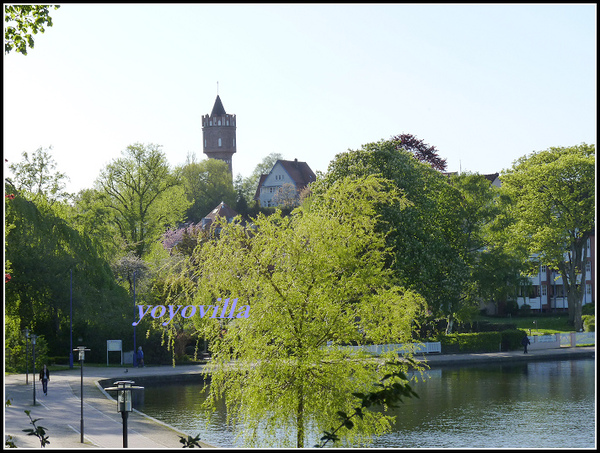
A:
[391,133,447,171]
[271,182,299,208]
[4,4,60,55]
[322,139,469,331]
[95,143,190,258]
[4,187,129,360]
[180,157,236,223]
[165,175,426,447]
[8,146,70,202]
[498,144,595,330]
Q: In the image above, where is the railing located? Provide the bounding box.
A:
[335,342,442,355]
[559,332,595,347]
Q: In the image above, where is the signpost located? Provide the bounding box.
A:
[107,340,123,366]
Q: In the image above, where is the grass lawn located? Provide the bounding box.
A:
[476,314,574,335]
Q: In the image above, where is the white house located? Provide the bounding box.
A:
[254,159,316,208]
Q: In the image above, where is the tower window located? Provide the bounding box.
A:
[233,138,235,147]
[218,119,221,125]
[204,139,207,148]
[218,138,222,147]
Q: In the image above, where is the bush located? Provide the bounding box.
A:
[504,300,519,317]
[501,329,528,351]
[518,304,532,316]
[582,304,595,315]
[439,332,502,353]
[582,315,595,332]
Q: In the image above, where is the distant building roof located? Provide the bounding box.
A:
[202,201,238,230]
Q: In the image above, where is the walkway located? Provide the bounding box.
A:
[4,347,594,449]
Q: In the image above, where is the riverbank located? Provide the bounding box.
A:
[4,346,594,449]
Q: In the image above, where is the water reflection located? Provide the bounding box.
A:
[138,359,595,448]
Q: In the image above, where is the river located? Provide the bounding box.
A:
[137,358,595,448]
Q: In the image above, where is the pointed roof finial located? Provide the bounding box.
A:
[217,81,219,96]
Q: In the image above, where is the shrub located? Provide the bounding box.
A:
[439,332,502,353]
[582,315,595,332]
[501,329,528,351]
[504,300,519,317]
[518,304,532,316]
[582,304,595,316]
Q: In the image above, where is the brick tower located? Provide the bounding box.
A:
[202,95,236,176]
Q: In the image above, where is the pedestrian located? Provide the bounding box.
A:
[521,333,531,354]
[137,346,144,367]
[39,364,50,395]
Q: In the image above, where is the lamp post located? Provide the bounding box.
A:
[23,329,30,385]
[104,380,144,448]
[74,346,91,443]
[31,334,37,406]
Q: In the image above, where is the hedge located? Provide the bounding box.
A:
[438,330,527,353]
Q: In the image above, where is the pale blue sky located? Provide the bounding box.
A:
[4,3,596,194]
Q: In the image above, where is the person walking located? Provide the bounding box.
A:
[137,346,144,367]
[39,364,50,395]
[521,333,531,354]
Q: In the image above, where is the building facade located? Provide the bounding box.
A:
[516,234,595,312]
[202,95,236,176]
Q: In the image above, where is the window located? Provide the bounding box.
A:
[209,120,212,126]
[541,285,547,296]
[204,139,207,148]
[586,284,592,295]
[218,120,221,125]
[541,265,547,273]
[218,138,222,147]
[233,138,235,147]
[585,261,591,273]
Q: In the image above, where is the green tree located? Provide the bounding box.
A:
[498,144,595,330]
[8,146,70,202]
[95,143,190,258]
[165,175,425,447]
[4,5,60,55]
[322,139,470,332]
[180,157,236,223]
[4,187,129,360]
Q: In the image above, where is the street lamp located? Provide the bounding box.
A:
[104,380,144,448]
[73,346,91,443]
[31,334,37,406]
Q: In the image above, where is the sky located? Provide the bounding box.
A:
[4,3,597,195]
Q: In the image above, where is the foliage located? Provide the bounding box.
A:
[438,332,502,353]
[4,186,130,361]
[164,175,426,447]
[23,410,50,447]
[390,133,447,171]
[582,315,594,332]
[271,182,299,208]
[321,140,501,333]
[95,143,190,258]
[4,5,60,56]
[501,330,529,351]
[498,144,595,330]
[315,361,419,448]
[4,315,49,373]
[8,146,70,203]
[179,433,203,448]
[180,157,236,223]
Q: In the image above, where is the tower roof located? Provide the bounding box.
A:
[211,95,227,116]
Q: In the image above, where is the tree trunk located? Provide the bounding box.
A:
[296,381,305,448]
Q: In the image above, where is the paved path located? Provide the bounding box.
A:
[4,347,594,449]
